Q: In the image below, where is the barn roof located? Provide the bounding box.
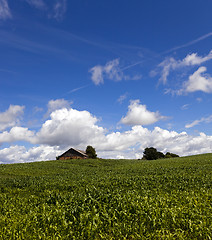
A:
[58,148,88,158]
[74,149,88,156]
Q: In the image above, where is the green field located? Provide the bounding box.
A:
[0,154,211,239]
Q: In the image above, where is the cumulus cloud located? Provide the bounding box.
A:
[0,101,212,163]
[89,59,141,85]
[154,50,212,84]
[0,0,12,20]
[0,127,34,145]
[0,145,61,164]
[120,100,165,126]
[0,105,24,131]
[185,115,212,128]
[97,126,212,159]
[45,98,72,117]
[35,108,105,147]
[1,125,212,162]
[89,59,121,85]
[182,66,212,93]
[89,65,104,85]
[136,127,212,158]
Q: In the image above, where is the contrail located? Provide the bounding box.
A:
[121,60,146,71]
[121,32,212,71]
[68,84,91,94]
[163,32,212,54]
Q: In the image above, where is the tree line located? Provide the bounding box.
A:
[141,147,179,160]
[87,146,179,161]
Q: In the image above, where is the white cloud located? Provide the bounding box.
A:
[185,115,212,128]
[45,98,72,117]
[185,120,201,129]
[89,65,104,85]
[35,108,105,147]
[48,98,71,111]
[0,145,61,164]
[99,126,212,159]
[155,50,212,84]
[182,50,212,66]
[0,127,35,145]
[182,66,212,93]
[196,97,202,102]
[89,59,141,85]
[24,0,46,9]
[117,93,128,104]
[0,0,12,20]
[0,105,24,131]
[157,57,178,84]
[181,104,190,110]
[2,125,212,162]
[0,101,212,163]
[139,127,212,157]
[120,100,165,126]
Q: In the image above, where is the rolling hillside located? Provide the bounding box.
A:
[0,154,211,239]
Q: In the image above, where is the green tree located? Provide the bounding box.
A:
[143,147,179,160]
[143,147,159,160]
[86,145,97,159]
[165,152,179,158]
[157,151,165,159]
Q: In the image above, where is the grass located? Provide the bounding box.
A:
[0,154,211,239]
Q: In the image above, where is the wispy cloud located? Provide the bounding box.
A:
[24,0,66,20]
[185,115,212,128]
[0,0,12,20]
[24,0,46,9]
[0,68,16,74]
[181,104,190,110]
[117,93,128,104]
[119,32,212,72]
[196,98,202,102]
[52,0,67,21]
[89,59,142,85]
[155,50,212,84]
[0,30,76,60]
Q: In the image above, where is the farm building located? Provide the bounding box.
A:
[57,148,88,160]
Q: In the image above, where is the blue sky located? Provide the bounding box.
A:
[0,0,212,163]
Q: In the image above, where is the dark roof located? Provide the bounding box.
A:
[58,148,88,158]
[74,149,88,156]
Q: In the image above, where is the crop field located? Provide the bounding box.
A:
[0,154,211,239]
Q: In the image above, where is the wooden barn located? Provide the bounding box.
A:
[57,148,88,160]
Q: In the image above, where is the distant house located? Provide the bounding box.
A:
[57,148,88,160]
